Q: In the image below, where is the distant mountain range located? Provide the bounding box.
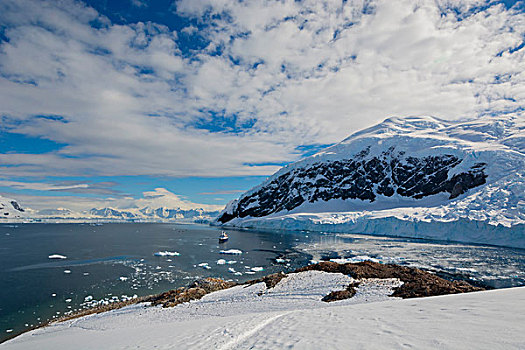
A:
[0,197,220,223]
[88,207,220,222]
[217,115,525,248]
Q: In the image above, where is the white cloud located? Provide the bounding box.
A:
[0,0,524,181]
[0,180,88,191]
[131,0,148,8]
[120,187,223,211]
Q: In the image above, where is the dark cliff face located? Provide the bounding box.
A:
[217,148,487,224]
[9,201,25,212]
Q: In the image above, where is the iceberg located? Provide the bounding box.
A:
[219,249,243,255]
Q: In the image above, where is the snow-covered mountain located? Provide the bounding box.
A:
[217,115,525,248]
[0,195,27,219]
[0,195,220,223]
[88,206,221,222]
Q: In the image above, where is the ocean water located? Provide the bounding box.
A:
[1,223,524,343]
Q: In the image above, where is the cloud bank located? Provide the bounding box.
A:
[0,0,524,181]
[7,187,224,213]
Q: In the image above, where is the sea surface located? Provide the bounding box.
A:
[1,223,524,343]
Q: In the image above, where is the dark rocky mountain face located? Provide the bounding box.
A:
[9,201,25,212]
[217,148,487,223]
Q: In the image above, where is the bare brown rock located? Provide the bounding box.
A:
[247,271,288,289]
[322,282,360,302]
[146,278,236,307]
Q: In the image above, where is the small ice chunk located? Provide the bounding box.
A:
[119,276,128,281]
[234,272,243,276]
[63,270,71,274]
[216,259,226,265]
[6,329,13,333]
[48,254,67,259]
[245,271,256,274]
[198,262,211,270]
[275,258,287,264]
[84,295,93,302]
[83,272,89,276]
[228,267,236,273]
[153,251,180,257]
[65,299,72,303]
[219,249,242,255]
[227,260,237,264]
[251,267,264,272]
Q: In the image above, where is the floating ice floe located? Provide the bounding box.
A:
[84,295,93,302]
[228,268,236,273]
[216,259,226,265]
[275,258,287,264]
[119,276,128,281]
[227,260,237,264]
[330,256,380,264]
[6,329,12,333]
[219,249,242,255]
[63,270,71,274]
[153,251,180,257]
[48,254,67,259]
[250,267,264,272]
[65,299,72,303]
[51,294,56,297]
[198,262,211,270]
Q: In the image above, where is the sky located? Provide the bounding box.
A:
[0,0,524,214]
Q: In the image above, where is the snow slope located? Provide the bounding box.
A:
[218,115,525,248]
[3,272,524,349]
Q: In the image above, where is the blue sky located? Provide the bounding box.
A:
[0,0,524,213]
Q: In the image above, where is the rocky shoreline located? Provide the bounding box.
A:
[41,261,483,324]
[1,261,489,346]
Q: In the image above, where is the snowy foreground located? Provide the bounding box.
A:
[3,271,524,349]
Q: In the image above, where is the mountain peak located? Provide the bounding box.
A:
[216,115,525,248]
